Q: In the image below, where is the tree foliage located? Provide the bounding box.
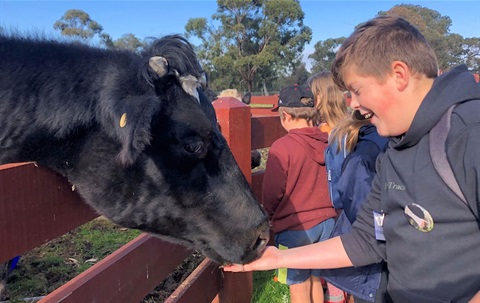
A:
[276,62,310,89]
[309,4,479,73]
[50,4,478,91]
[185,0,312,93]
[53,9,103,39]
[53,9,147,53]
[308,37,346,74]
[462,37,480,73]
[99,32,147,52]
[113,33,146,52]
[380,4,454,71]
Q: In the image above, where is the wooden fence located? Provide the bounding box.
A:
[0,95,285,303]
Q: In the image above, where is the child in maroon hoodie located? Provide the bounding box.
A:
[262,84,337,303]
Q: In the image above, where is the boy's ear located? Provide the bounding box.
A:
[282,111,292,122]
[392,61,409,91]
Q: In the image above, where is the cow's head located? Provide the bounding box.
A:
[70,35,269,264]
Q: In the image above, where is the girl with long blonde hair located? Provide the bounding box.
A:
[307,71,348,132]
[308,71,390,303]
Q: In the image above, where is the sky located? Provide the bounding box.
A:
[1,0,479,68]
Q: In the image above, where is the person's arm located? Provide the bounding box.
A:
[225,154,387,273]
[223,236,353,272]
[448,105,480,220]
[469,291,480,303]
[450,108,480,302]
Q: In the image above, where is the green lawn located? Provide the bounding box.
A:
[252,270,290,303]
[5,218,141,302]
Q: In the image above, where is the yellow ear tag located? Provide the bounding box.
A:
[120,113,127,128]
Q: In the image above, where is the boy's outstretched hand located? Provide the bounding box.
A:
[222,246,280,272]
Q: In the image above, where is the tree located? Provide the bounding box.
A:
[98,32,115,48]
[379,4,455,70]
[99,33,147,52]
[309,4,479,73]
[276,62,310,90]
[113,33,146,52]
[461,37,480,73]
[53,9,103,40]
[186,0,312,93]
[308,37,346,74]
[291,62,310,85]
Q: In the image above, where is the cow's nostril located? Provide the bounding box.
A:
[252,230,270,252]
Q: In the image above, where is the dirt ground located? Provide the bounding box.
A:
[142,252,204,302]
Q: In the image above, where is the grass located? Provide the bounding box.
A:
[253,271,290,303]
[251,148,292,302]
[4,218,141,302]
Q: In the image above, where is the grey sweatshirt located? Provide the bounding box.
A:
[341,65,480,302]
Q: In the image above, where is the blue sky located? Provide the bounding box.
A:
[1,0,479,67]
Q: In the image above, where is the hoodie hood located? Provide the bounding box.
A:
[288,127,328,165]
[395,65,480,149]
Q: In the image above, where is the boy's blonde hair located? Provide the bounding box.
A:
[307,71,348,128]
[331,15,438,90]
[279,97,317,125]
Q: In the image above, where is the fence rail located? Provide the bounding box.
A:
[0,95,283,303]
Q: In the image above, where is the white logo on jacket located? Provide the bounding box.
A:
[384,181,406,190]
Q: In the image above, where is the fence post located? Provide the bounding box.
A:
[212,97,253,303]
[212,97,252,184]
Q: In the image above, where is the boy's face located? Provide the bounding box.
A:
[343,69,409,137]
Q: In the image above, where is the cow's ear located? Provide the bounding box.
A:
[142,56,169,86]
[149,56,168,77]
[114,96,161,166]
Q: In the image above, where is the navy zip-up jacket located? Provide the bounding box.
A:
[322,125,388,302]
[340,65,480,302]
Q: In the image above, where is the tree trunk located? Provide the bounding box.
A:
[262,80,269,96]
[247,80,253,93]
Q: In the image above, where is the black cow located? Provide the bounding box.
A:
[0,34,269,265]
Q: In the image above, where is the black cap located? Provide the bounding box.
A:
[275,85,314,110]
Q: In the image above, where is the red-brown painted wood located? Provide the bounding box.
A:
[39,233,192,303]
[251,170,265,204]
[249,95,278,116]
[165,258,222,303]
[0,163,98,263]
[251,116,286,150]
[213,97,252,182]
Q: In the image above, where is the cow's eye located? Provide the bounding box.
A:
[184,142,204,156]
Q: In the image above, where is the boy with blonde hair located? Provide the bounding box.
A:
[224,15,480,302]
